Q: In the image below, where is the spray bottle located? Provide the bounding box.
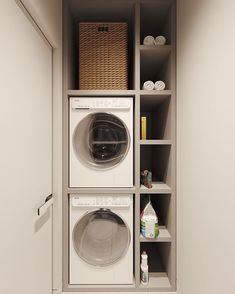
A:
[140,251,149,286]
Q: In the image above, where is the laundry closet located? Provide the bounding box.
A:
[1,1,235,294]
[63,0,176,291]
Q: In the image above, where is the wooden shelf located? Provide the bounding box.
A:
[140,272,171,289]
[140,89,172,95]
[140,226,172,243]
[68,187,136,194]
[67,89,136,96]
[68,282,136,290]
[140,140,172,145]
[140,182,171,194]
[140,44,171,54]
[68,89,172,96]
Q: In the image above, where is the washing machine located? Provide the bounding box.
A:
[69,194,133,285]
[69,97,133,187]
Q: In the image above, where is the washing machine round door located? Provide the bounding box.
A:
[73,112,130,169]
[73,209,131,266]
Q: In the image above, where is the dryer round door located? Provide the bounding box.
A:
[73,112,130,169]
[73,209,131,266]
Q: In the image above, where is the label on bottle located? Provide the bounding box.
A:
[141,268,149,285]
[145,219,156,238]
[141,219,159,238]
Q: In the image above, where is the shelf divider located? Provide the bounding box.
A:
[140,90,172,96]
[140,140,172,145]
[140,226,172,243]
[68,187,136,194]
[140,182,171,194]
[140,44,171,54]
[67,89,136,96]
[140,272,171,289]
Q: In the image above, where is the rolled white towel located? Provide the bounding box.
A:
[155,35,166,45]
[143,80,155,91]
[143,35,155,46]
[154,80,166,90]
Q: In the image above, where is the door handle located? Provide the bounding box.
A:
[37,194,53,216]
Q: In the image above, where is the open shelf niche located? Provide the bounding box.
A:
[140,94,171,140]
[140,47,171,90]
[140,0,172,45]
[65,0,136,90]
[140,144,172,187]
[140,193,173,242]
[140,242,172,290]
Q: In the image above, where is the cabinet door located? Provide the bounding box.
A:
[0,1,53,294]
[177,0,235,294]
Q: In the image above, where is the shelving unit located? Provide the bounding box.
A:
[63,0,176,292]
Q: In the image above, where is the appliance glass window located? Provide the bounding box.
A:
[73,209,130,266]
[73,112,130,169]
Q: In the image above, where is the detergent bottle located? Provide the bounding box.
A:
[140,251,149,286]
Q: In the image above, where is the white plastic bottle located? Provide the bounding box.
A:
[140,251,149,286]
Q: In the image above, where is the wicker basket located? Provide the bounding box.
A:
[79,22,128,90]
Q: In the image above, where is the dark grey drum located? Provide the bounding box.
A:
[73,113,130,169]
[73,209,131,266]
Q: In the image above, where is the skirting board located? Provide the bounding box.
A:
[61,292,177,294]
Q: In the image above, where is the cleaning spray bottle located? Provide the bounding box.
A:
[140,251,149,286]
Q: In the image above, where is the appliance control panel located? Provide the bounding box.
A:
[71,97,132,110]
[72,196,131,208]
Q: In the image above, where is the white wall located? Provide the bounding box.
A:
[21,0,62,47]
[177,0,235,293]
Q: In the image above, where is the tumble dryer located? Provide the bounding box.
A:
[69,194,133,285]
[69,97,133,187]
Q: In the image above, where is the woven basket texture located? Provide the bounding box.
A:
[79,22,128,90]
